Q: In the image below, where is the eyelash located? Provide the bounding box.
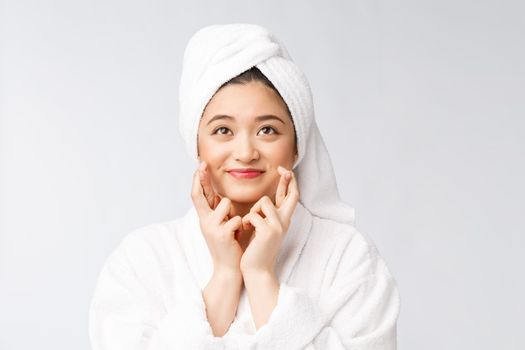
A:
[212,126,279,136]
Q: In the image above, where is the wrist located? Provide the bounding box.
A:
[242,269,277,287]
[213,267,243,282]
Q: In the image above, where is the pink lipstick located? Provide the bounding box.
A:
[227,168,264,179]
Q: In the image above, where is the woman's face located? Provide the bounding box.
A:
[198,81,297,204]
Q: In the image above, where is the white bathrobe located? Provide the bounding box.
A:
[90,23,400,350]
[89,201,400,349]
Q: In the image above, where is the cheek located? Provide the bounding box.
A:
[262,141,295,166]
[198,141,227,187]
[199,139,228,165]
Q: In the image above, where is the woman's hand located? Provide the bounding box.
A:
[239,166,300,275]
[198,161,221,209]
[191,162,243,275]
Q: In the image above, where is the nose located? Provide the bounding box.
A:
[232,134,259,163]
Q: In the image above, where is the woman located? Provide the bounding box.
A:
[89,24,400,349]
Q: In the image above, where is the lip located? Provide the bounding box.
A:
[227,168,265,179]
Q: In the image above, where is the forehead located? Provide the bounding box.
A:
[201,81,290,124]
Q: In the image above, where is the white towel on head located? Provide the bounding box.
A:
[178,23,356,226]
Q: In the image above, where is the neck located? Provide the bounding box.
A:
[229,201,253,218]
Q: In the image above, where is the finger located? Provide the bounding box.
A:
[276,166,292,208]
[223,215,242,235]
[199,162,217,209]
[250,196,280,227]
[249,196,266,218]
[242,212,266,232]
[199,161,214,208]
[279,170,300,220]
[211,197,232,225]
[191,170,211,217]
[242,218,252,233]
[261,196,282,227]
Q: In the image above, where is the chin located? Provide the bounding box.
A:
[221,187,271,204]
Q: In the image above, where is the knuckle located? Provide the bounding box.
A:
[208,212,218,222]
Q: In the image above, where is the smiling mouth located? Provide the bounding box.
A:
[227,170,264,179]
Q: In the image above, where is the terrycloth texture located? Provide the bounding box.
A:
[89,23,400,349]
[89,202,400,349]
[178,23,356,225]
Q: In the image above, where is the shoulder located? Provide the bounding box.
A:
[102,215,187,275]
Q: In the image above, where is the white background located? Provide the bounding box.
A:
[1,0,524,349]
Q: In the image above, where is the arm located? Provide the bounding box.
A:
[203,269,244,336]
[242,270,280,330]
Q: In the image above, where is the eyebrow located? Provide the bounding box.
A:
[206,114,285,126]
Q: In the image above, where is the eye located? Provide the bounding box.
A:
[212,127,232,135]
[258,126,278,135]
